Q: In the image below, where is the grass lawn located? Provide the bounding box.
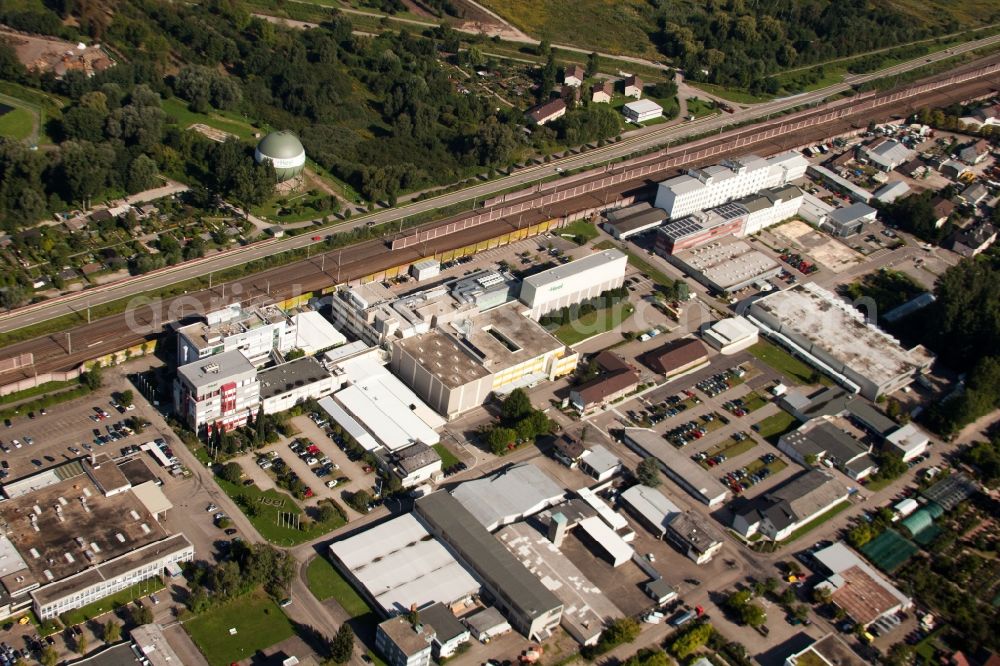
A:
[554,301,634,346]
[748,340,829,386]
[185,591,295,666]
[59,577,165,626]
[593,240,678,291]
[685,97,716,118]
[745,456,789,478]
[305,556,371,617]
[700,438,757,468]
[558,219,600,244]
[161,97,256,140]
[433,443,461,469]
[864,475,898,492]
[0,107,34,140]
[754,411,798,444]
[781,500,851,544]
[215,477,345,547]
[741,391,769,413]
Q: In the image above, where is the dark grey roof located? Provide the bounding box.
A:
[420,602,468,642]
[257,356,331,400]
[393,443,441,474]
[829,202,876,225]
[71,642,139,666]
[608,208,667,235]
[415,492,562,621]
[845,398,897,437]
[784,422,868,465]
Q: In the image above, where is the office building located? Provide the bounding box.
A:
[392,302,577,419]
[519,250,627,320]
[568,351,639,414]
[823,202,878,238]
[784,634,867,666]
[654,203,747,254]
[376,617,435,666]
[174,350,260,434]
[885,424,930,462]
[653,152,806,220]
[176,304,304,366]
[748,283,933,399]
[258,356,338,414]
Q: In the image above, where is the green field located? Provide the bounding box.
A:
[748,340,829,386]
[558,219,600,243]
[477,0,659,59]
[59,577,165,626]
[0,107,34,140]
[699,438,757,468]
[686,82,774,104]
[685,97,716,119]
[754,411,798,444]
[305,556,371,617]
[554,301,634,346]
[433,443,461,469]
[185,591,295,666]
[215,477,345,546]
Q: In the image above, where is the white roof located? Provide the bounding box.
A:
[451,463,565,531]
[131,481,172,516]
[661,174,705,195]
[582,445,620,474]
[176,350,255,388]
[620,485,680,535]
[623,429,729,505]
[886,423,929,453]
[894,497,919,516]
[623,99,663,114]
[332,357,443,451]
[329,514,480,615]
[522,249,626,290]
[577,516,634,566]
[707,316,758,345]
[290,311,346,354]
[873,181,910,203]
[575,487,628,531]
[318,396,380,452]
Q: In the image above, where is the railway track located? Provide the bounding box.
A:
[0,64,996,383]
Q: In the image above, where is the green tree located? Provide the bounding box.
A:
[219,462,244,485]
[119,389,134,406]
[486,427,517,455]
[740,603,766,627]
[76,633,88,655]
[637,458,661,487]
[132,603,154,626]
[669,622,712,658]
[347,490,372,513]
[500,388,533,422]
[103,620,122,643]
[330,624,354,664]
[126,155,159,194]
[587,52,600,76]
[40,647,58,666]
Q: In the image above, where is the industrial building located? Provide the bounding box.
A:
[885,424,930,462]
[497,522,623,646]
[666,238,781,293]
[812,542,912,628]
[451,463,565,531]
[174,350,260,434]
[578,445,622,482]
[416,492,564,640]
[702,316,759,354]
[873,181,910,204]
[779,419,876,480]
[622,99,663,123]
[784,634,867,666]
[622,429,729,506]
[0,462,192,621]
[519,249,627,320]
[618,485,680,539]
[806,165,873,204]
[410,258,441,282]
[823,202,878,238]
[328,513,481,616]
[730,470,849,541]
[653,152,807,219]
[862,139,915,172]
[748,283,933,399]
[255,131,306,182]
[654,203,747,254]
[392,302,578,419]
[602,204,667,240]
[640,338,709,379]
[664,512,723,564]
[319,353,445,453]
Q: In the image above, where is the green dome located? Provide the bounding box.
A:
[255,131,306,182]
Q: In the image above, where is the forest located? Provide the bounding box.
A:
[0,0,627,231]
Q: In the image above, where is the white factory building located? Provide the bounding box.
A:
[748,283,934,400]
[622,99,663,123]
[518,249,627,320]
[654,151,808,220]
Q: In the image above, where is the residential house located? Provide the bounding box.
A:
[563,64,585,87]
[930,196,955,228]
[640,338,708,378]
[958,139,991,165]
[420,602,471,659]
[552,435,586,468]
[940,159,970,180]
[623,75,643,99]
[376,617,435,666]
[591,80,613,103]
[568,351,639,414]
[526,98,567,125]
[959,182,989,206]
[951,222,997,257]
